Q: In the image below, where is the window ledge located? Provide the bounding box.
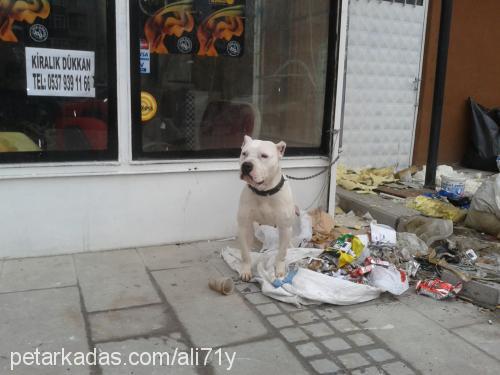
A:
[0,156,330,180]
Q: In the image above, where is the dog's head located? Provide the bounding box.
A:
[239,135,286,188]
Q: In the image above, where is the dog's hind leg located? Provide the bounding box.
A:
[238,221,254,281]
[275,226,292,278]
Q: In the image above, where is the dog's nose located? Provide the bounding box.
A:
[241,162,253,175]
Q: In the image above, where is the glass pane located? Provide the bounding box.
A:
[0,0,114,159]
[134,0,330,155]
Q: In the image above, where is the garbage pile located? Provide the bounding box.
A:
[304,206,500,306]
[338,163,500,241]
[222,165,500,307]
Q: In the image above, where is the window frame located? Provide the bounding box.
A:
[0,0,118,164]
[129,0,339,160]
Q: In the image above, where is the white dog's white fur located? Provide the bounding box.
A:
[237,135,295,281]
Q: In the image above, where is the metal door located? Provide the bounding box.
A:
[340,0,428,168]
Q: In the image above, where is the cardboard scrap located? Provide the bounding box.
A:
[309,208,334,235]
[337,166,397,193]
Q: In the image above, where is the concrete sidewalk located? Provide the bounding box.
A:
[0,239,499,374]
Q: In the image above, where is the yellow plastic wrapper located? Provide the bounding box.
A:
[406,196,467,223]
[328,234,365,268]
[337,165,397,193]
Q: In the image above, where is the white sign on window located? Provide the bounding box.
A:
[25,47,95,97]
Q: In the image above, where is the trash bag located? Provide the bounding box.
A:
[221,247,382,306]
[465,174,500,238]
[463,98,500,172]
[468,174,500,218]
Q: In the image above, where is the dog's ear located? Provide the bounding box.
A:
[242,135,253,148]
[276,141,286,159]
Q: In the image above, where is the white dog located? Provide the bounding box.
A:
[237,135,295,281]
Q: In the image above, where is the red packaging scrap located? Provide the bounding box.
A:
[364,257,391,267]
[350,265,373,278]
[415,278,462,300]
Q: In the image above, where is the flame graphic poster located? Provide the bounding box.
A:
[140,0,245,57]
[0,0,51,43]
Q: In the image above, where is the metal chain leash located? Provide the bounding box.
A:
[285,130,342,181]
[285,152,341,180]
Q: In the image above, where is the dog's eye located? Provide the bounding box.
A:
[242,152,248,157]
[261,154,268,159]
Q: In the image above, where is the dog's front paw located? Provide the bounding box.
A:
[275,261,286,279]
[240,263,252,282]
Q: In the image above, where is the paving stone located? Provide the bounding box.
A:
[0,255,75,293]
[0,288,88,374]
[309,358,340,374]
[337,353,370,369]
[267,314,294,329]
[329,318,360,333]
[194,238,238,253]
[139,243,206,270]
[244,292,274,305]
[295,342,323,357]
[351,366,384,375]
[277,301,303,312]
[347,333,374,347]
[453,322,500,360]
[235,282,260,293]
[89,304,167,342]
[255,303,281,316]
[302,322,335,338]
[322,337,351,352]
[209,256,239,277]
[365,348,394,362]
[397,291,495,329]
[215,338,309,374]
[316,307,342,320]
[153,265,267,347]
[291,310,320,324]
[347,302,500,374]
[382,361,415,375]
[279,327,309,343]
[97,336,196,375]
[74,249,160,312]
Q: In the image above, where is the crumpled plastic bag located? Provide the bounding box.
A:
[255,210,312,251]
[366,265,409,295]
[397,216,453,246]
[468,174,500,218]
[396,232,429,259]
[406,195,467,223]
[464,174,500,238]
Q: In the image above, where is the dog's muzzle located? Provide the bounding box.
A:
[241,161,253,175]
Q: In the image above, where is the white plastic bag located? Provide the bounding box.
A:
[367,265,409,296]
[254,210,312,251]
[469,174,500,219]
[221,247,382,306]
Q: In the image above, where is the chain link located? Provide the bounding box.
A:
[285,153,341,181]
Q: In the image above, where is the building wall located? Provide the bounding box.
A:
[413,0,500,166]
[0,162,329,258]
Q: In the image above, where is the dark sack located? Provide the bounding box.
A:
[463,97,500,171]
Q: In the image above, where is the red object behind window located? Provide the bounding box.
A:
[199,101,255,149]
[55,101,108,150]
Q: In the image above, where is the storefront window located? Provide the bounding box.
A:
[0,0,116,162]
[131,0,334,159]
